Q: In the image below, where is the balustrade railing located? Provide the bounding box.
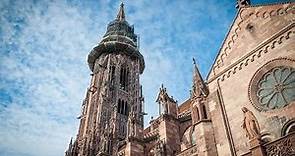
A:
[264,132,295,156]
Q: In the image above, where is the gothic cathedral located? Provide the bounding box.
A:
[65,1,295,156]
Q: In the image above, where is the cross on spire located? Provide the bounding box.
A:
[116,2,125,21]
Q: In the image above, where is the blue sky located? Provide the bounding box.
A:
[0,0,290,155]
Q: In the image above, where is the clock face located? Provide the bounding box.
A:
[249,58,295,112]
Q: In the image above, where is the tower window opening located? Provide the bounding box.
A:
[124,101,128,115]
[117,99,121,113]
[195,106,200,121]
[119,66,129,91]
[121,100,125,115]
[117,99,128,116]
[202,105,207,119]
[120,68,123,89]
[110,66,115,84]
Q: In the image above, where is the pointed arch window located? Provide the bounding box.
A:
[120,66,129,91]
[202,105,207,119]
[110,65,116,85]
[117,99,128,116]
[196,107,200,121]
[117,99,122,114]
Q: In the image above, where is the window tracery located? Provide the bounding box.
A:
[120,66,129,91]
[249,58,295,111]
[257,66,295,110]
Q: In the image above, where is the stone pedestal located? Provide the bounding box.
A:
[249,138,265,156]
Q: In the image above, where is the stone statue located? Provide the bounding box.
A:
[241,107,261,139]
[156,85,170,115]
[127,111,136,137]
[100,123,111,153]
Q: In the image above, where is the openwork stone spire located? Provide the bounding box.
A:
[117,2,125,21]
[87,3,145,74]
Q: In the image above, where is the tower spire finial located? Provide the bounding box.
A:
[117,2,125,21]
[236,0,251,9]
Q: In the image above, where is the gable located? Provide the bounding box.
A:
[207,2,294,82]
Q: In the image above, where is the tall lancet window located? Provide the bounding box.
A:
[117,99,128,116]
[109,65,116,85]
[120,66,129,91]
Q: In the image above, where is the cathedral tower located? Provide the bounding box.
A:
[65,3,145,156]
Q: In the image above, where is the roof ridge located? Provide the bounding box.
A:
[243,1,294,8]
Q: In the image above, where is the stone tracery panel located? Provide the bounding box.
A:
[249,58,295,111]
[257,66,295,110]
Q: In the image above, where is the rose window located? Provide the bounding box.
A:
[257,66,295,110]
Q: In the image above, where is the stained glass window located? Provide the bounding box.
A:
[257,67,295,110]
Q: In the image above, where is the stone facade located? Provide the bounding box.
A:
[65,1,295,156]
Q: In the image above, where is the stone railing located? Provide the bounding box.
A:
[178,110,191,118]
[264,132,295,156]
[143,129,159,142]
[177,145,198,156]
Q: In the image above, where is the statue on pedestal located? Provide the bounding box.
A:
[241,107,261,139]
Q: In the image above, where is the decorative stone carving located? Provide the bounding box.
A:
[236,0,250,9]
[100,124,110,154]
[127,111,136,138]
[210,23,294,83]
[241,107,261,139]
[249,58,295,111]
[257,67,295,110]
[153,140,166,156]
[211,4,293,76]
[264,132,295,156]
[156,84,176,115]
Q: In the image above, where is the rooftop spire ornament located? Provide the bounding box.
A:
[117,2,125,21]
[236,0,251,9]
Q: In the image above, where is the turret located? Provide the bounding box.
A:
[156,84,178,118]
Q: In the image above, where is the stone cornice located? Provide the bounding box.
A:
[208,22,294,83]
[88,41,145,73]
[243,1,294,8]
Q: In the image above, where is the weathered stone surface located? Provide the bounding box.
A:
[65,2,295,156]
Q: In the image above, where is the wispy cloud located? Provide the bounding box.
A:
[0,0,285,155]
